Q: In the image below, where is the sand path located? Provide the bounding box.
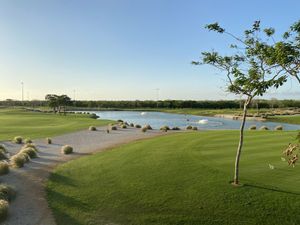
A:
[0,127,166,225]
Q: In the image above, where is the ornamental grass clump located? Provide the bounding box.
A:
[121,124,127,129]
[20,147,38,159]
[274,125,283,131]
[0,200,8,222]
[23,143,38,152]
[111,126,117,131]
[144,124,152,130]
[61,145,73,154]
[10,154,27,168]
[0,184,16,202]
[24,138,32,144]
[89,126,97,131]
[160,126,170,132]
[259,126,269,130]
[141,127,147,133]
[13,136,23,144]
[186,125,193,130]
[0,162,9,176]
[130,123,134,127]
[46,138,52,144]
[135,124,141,128]
[249,125,257,130]
[0,150,7,161]
[0,145,6,153]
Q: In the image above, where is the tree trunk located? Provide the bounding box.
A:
[233,96,252,185]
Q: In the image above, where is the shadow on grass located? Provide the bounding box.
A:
[244,183,300,196]
[48,173,77,187]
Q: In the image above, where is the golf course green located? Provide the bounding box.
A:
[47,130,300,225]
[0,109,112,141]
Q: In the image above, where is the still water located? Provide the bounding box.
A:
[92,111,300,130]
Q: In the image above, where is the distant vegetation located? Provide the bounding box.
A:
[1,99,300,110]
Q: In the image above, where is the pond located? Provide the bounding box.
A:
[91,111,300,130]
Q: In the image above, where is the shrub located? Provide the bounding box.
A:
[0,145,7,153]
[141,127,147,133]
[135,124,141,128]
[160,126,170,132]
[20,153,30,162]
[0,200,8,222]
[192,126,198,131]
[172,127,181,130]
[24,138,32,144]
[13,136,23,144]
[61,145,73,154]
[23,143,38,152]
[117,119,123,123]
[89,113,99,119]
[89,126,97,131]
[0,150,7,161]
[249,125,257,130]
[259,126,269,130]
[274,125,283,131]
[0,162,9,176]
[10,154,27,168]
[121,124,127,129]
[20,147,38,159]
[130,123,134,127]
[144,124,152,130]
[111,126,117,131]
[186,125,193,130]
[0,184,16,202]
[46,138,52,144]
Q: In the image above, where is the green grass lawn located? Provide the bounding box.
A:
[0,109,112,141]
[268,115,300,125]
[47,130,300,225]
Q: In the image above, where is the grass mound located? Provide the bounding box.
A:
[13,136,23,144]
[24,138,32,144]
[249,125,257,130]
[47,131,300,225]
[160,126,170,132]
[0,162,9,175]
[89,126,97,131]
[10,153,28,168]
[61,145,73,154]
[0,200,8,222]
[120,124,127,129]
[259,126,269,130]
[46,138,52,144]
[144,124,152,130]
[111,126,117,131]
[0,184,16,202]
[274,125,283,130]
[0,145,7,153]
[20,147,38,159]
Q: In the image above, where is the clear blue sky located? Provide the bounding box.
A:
[0,0,299,100]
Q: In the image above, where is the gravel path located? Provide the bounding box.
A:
[0,127,167,225]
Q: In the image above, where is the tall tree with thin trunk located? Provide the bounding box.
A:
[193,21,287,185]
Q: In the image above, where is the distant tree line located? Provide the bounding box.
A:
[0,99,300,109]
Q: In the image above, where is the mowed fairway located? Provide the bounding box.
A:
[269,115,300,125]
[0,109,112,141]
[47,130,300,225]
